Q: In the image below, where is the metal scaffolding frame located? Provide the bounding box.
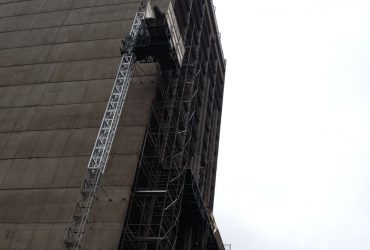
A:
[120,43,198,250]
[120,0,226,249]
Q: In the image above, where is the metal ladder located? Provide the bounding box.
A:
[64,12,145,249]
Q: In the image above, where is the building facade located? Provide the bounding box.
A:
[0,0,226,249]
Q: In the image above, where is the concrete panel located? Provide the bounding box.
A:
[44,225,66,250]
[0,188,78,223]
[62,130,89,157]
[132,62,159,77]
[33,158,60,188]
[0,158,71,190]
[18,158,43,188]
[0,128,97,158]
[0,0,141,18]
[1,159,27,189]
[15,126,151,159]
[26,106,67,130]
[67,156,88,187]
[0,223,67,250]
[64,4,137,25]
[28,227,52,250]
[0,0,74,17]
[37,80,89,106]
[0,160,11,187]
[46,130,75,157]
[9,229,33,249]
[0,74,156,109]
[80,79,113,103]
[51,57,121,82]
[29,130,56,158]
[39,188,78,223]
[2,190,35,222]
[0,84,32,107]
[90,186,131,223]
[13,108,36,131]
[1,156,87,189]
[21,190,46,223]
[0,134,11,158]
[120,98,154,126]
[0,0,21,3]
[104,154,139,186]
[0,58,121,87]
[15,131,39,158]
[0,108,21,132]
[0,223,15,249]
[0,19,132,50]
[86,103,106,128]
[79,128,99,156]
[0,38,122,67]
[0,26,58,50]
[0,3,138,32]
[15,103,104,131]
[0,153,141,190]
[84,223,123,250]
[126,76,158,100]
[49,157,76,188]
[0,189,14,222]
[0,132,23,159]
[111,126,147,155]
[72,0,140,9]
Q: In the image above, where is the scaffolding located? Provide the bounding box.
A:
[120,38,197,250]
[120,0,226,249]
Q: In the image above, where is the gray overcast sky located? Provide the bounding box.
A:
[212,0,370,249]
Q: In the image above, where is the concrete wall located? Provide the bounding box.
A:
[0,0,157,249]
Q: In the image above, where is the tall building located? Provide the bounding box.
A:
[0,0,226,249]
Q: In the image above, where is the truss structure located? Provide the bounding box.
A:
[64,12,145,250]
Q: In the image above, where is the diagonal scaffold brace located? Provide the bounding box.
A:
[64,11,145,250]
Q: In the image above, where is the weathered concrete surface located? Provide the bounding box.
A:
[0,0,157,249]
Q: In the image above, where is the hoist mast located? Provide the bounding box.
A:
[64,11,145,249]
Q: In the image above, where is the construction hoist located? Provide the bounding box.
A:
[64,11,145,249]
